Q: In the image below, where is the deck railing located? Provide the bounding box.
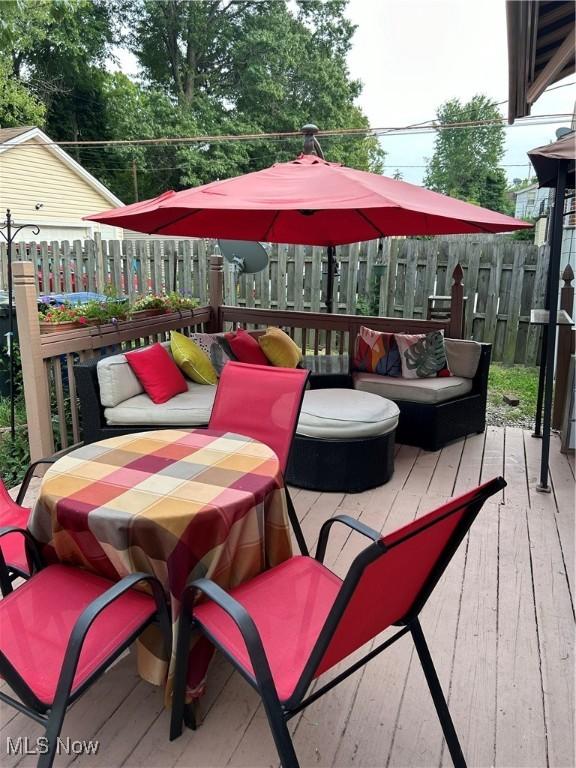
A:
[14,256,464,461]
[14,261,213,460]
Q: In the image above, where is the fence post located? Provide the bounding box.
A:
[13,260,54,460]
[448,263,464,338]
[208,254,224,332]
[552,264,575,429]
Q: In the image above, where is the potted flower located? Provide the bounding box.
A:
[38,304,82,333]
[165,292,199,313]
[77,298,130,326]
[129,294,170,318]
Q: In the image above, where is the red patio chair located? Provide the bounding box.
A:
[0,459,54,595]
[170,476,506,768]
[208,361,310,554]
[0,528,171,768]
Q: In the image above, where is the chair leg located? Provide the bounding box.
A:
[37,699,68,768]
[410,619,467,768]
[285,487,308,556]
[259,685,300,768]
[170,604,194,741]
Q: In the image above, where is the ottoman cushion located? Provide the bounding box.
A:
[296,389,399,439]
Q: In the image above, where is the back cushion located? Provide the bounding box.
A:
[444,339,482,378]
[97,342,172,407]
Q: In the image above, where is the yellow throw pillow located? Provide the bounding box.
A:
[170,330,217,385]
[258,327,302,368]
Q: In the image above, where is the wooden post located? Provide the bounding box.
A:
[13,260,54,460]
[448,263,464,338]
[208,254,224,332]
[552,264,575,429]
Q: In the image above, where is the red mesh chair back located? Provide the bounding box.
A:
[209,361,309,473]
[316,478,502,675]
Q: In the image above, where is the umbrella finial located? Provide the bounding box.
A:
[301,124,324,159]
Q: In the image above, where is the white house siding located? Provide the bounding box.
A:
[0,138,123,240]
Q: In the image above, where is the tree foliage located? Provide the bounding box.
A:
[1,0,383,202]
[423,95,509,213]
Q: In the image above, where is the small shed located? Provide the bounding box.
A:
[0,126,124,240]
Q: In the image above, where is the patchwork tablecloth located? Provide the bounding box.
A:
[29,429,292,702]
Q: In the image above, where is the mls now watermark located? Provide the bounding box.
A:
[6,736,100,756]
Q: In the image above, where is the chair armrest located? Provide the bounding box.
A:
[472,343,491,397]
[0,525,44,580]
[74,357,107,444]
[53,571,171,705]
[16,459,55,506]
[315,514,380,563]
[186,577,275,688]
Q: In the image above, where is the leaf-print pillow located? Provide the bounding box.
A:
[396,331,452,379]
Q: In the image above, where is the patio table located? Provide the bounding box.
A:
[28,428,292,704]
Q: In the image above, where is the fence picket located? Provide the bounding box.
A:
[503,245,526,364]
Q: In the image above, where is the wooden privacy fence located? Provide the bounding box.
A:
[2,235,545,365]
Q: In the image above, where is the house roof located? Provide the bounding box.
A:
[0,126,123,208]
[513,182,540,196]
[0,126,36,143]
[506,1,575,123]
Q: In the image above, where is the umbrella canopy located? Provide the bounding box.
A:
[86,155,530,244]
[528,132,576,188]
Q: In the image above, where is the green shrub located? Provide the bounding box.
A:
[0,428,30,488]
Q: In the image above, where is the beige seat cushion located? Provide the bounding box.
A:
[353,373,472,404]
[297,389,399,439]
[104,382,216,426]
[444,339,482,378]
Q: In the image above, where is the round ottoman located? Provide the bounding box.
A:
[286,389,400,493]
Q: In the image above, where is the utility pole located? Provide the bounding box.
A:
[132,159,139,202]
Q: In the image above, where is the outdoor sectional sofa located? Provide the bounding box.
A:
[74,336,490,454]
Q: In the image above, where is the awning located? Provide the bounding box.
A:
[528,131,576,186]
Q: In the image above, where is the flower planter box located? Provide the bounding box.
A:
[129,308,168,319]
[39,321,82,334]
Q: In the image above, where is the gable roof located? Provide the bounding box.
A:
[0,126,36,143]
[0,126,123,208]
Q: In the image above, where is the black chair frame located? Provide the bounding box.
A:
[0,528,172,768]
[170,477,505,768]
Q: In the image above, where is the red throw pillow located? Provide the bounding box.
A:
[125,343,188,404]
[225,328,270,366]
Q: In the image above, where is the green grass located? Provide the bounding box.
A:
[487,363,539,426]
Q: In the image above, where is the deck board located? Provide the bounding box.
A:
[2,427,574,768]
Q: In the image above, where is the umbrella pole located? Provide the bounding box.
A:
[537,160,568,492]
[326,245,335,313]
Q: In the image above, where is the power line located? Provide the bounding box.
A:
[6,112,573,150]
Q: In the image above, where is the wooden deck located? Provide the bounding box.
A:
[2,427,574,768]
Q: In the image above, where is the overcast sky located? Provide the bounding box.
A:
[345,0,575,183]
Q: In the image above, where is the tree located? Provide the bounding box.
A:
[423,95,508,212]
[0,60,46,127]
[124,0,383,174]
[1,0,382,200]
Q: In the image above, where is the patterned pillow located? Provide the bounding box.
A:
[352,326,401,376]
[189,333,237,376]
[395,331,452,379]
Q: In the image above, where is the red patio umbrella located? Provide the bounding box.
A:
[87,154,528,244]
[86,154,530,311]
